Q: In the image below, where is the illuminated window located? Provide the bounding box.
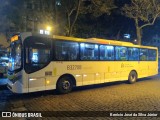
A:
[100,45,114,60]
[55,41,79,61]
[148,49,156,61]
[40,30,44,34]
[80,43,99,60]
[31,49,38,63]
[140,49,148,61]
[128,48,139,61]
[115,46,128,61]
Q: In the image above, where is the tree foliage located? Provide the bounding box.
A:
[58,0,116,36]
[87,0,117,17]
[122,0,160,45]
[58,0,82,36]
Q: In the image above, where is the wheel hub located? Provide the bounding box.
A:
[131,74,135,81]
[62,81,70,90]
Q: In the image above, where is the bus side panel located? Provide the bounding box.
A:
[138,61,148,78]
[23,60,158,93]
[28,71,45,92]
[119,61,139,80]
[80,62,105,85]
[27,62,54,92]
[137,61,158,78]
[105,62,116,82]
[148,61,158,77]
[53,62,105,86]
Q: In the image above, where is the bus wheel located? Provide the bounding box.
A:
[128,71,137,84]
[56,77,73,94]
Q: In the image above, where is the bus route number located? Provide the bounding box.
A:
[67,65,82,70]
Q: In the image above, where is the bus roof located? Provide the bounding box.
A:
[87,38,134,46]
[52,35,86,42]
[51,35,157,50]
[52,35,157,49]
[87,38,157,50]
[18,32,157,50]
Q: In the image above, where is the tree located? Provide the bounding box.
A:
[122,0,160,45]
[59,0,116,36]
[57,0,84,36]
[87,0,117,17]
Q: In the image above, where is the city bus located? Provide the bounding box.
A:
[7,32,158,94]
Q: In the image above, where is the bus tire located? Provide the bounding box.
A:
[128,71,137,84]
[56,76,73,94]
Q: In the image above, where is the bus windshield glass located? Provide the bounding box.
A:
[8,40,22,71]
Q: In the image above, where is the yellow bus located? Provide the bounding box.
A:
[7,32,158,94]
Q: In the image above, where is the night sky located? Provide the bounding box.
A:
[0,0,159,44]
[76,0,136,41]
[77,0,159,44]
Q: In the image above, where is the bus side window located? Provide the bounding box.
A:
[55,41,79,61]
[100,45,114,60]
[80,43,99,60]
[140,49,148,61]
[148,49,156,61]
[128,48,139,61]
[115,46,128,61]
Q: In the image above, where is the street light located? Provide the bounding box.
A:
[133,39,137,44]
[46,26,51,31]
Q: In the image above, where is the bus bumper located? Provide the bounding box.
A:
[7,80,24,93]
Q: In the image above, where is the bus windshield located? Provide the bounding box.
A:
[8,41,22,71]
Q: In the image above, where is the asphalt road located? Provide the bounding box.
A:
[1,76,160,120]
